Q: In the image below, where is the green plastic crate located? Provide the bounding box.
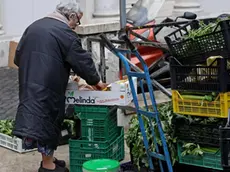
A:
[74,105,118,141]
[177,143,223,170]
[69,127,124,172]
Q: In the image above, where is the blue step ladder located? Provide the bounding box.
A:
[99,33,173,172]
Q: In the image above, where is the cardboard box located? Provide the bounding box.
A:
[65,78,137,106]
[8,41,18,69]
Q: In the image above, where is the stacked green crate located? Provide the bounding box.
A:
[69,105,125,172]
[177,142,223,170]
[74,106,118,142]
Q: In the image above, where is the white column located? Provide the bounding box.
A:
[93,0,120,18]
[0,0,4,35]
[172,0,202,16]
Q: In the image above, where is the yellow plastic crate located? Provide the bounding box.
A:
[172,90,230,118]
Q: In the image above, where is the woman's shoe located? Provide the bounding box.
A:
[38,164,69,172]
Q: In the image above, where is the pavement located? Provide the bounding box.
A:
[0,66,170,172]
[0,140,131,172]
[0,67,18,120]
[0,66,131,172]
[0,145,69,172]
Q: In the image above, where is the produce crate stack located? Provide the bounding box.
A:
[69,105,125,172]
[165,17,230,170]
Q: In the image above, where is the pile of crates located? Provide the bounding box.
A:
[165,18,230,170]
[69,105,124,172]
[165,18,230,118]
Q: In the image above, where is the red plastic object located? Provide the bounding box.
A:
[119,21,164,79]
[131,47,163,69]
[124,21,163,72]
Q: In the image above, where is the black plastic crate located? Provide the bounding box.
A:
[175,124,220,147]
[174,118,226,147]
[165,18,230,65]
[120,162,138,172]
[170,57,230,92]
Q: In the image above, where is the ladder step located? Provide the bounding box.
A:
[128,71,146,78]
[149,151,166,161]
[138,110,158,118]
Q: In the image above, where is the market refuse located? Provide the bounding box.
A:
[0,120,15,136]
[65,75,137,106]
[0,119,75,146]
[125,102,226,170]
[165,17,230,65]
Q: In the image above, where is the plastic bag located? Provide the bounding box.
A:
[69,75,96,91]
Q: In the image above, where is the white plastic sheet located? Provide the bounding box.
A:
[127,0,165,26]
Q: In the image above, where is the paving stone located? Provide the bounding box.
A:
[0,140,130,172]
[0,68,134,170]
[0,67,18,120]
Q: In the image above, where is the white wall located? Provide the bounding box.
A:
[2,0,60,36]
[2,0,230,36]
[1,0,140,36]
[200,0,230,14]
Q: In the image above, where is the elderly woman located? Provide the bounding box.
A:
[12,0,107,172]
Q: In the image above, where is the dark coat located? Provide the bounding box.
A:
[12,17,100,149]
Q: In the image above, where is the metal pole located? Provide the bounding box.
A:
[120,0,127,29]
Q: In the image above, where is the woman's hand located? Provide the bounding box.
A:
[93,81,109,90]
